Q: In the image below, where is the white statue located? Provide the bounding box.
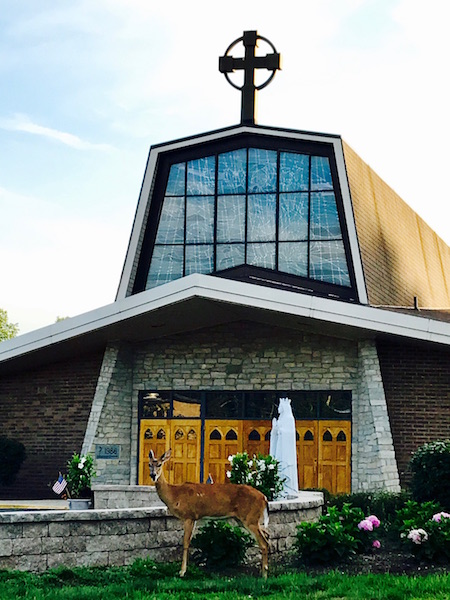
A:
[270,397,299,498]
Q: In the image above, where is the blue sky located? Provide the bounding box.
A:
[1,0,449,334]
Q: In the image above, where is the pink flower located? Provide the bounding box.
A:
[358,519,373,531]
[372,540,381,549]
[432,512,450,523]
[407,528,428,544]
[367,515,380,528]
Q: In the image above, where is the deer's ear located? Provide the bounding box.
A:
[161,448,172,461]
[149,450,155,460]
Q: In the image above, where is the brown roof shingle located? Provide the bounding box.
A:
[343,141,450,309]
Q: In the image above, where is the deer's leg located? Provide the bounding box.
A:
[180,519,195,577]
[244,522,269,579]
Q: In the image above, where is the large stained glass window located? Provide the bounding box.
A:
[146,148,351,290]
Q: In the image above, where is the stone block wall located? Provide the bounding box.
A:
[89,322,361,485]
[353,341,400,492]
[132,322,359,392]
[0,493,323,572]
[88,321,401,492]
[93,485,162,509]
[86,345,134,485]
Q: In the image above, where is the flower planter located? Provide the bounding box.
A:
[69,498,92,510]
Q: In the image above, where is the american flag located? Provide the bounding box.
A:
[52,473,67,495]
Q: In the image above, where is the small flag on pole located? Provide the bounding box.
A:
[52,473,67,495]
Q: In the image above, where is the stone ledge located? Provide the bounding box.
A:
[92,485,154,492]
[0,491,323,525]
[269,492,324,512]
[0,506,169,525]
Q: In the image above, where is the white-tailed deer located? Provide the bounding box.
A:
[148,449,269,578]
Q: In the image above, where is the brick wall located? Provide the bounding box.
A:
[377,340,450,486]
[0,351,104,500]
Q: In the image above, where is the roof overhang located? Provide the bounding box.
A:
[1,274,450,376]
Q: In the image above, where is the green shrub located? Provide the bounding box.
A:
[294,503,382,564]
[394,500,443,536]
[409,439,450,510]
[0,437,26,486]
[329,490,412,529]
[66,453,96,498]
[294,520,357,563]
[399,509,450,562]
[227,452,284,501]
[191,519,253,569]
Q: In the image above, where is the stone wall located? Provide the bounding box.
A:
[92,485,162,509]
[87,321,400,492]
[0,493,323,572]
[85,344,134,485]
[90,322,361,485]
[352,340,400,492]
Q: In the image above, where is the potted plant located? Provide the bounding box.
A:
[66,452,96,509]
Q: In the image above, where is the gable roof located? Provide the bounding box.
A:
[1,274,450,376]
[2,125,450,376]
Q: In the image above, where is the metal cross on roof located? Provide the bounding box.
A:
[219,31,281,126]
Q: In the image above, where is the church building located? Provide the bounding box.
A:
[1,32,449,500]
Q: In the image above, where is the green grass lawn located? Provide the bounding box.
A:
[0,561,449,600]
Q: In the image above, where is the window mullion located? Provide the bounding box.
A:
[214,153,219,272]
[183,162,188,276]
[244,148,249,264]
[275,150,280,270]
[307,155,312,279]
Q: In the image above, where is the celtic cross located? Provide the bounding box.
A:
[219,31,281,125]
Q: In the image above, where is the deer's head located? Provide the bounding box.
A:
[148,448,172,482]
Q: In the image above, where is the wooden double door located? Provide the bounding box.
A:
[139,418,351,494]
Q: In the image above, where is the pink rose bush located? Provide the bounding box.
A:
[295,504,382,564]
[295,493,450,566]
[398,501,450,561]
[432,512,450,523]
[407,528,429,544]
[367,515,381,528]
[357,515,381,532]
[358,519,373,532]
[357,514,381,550]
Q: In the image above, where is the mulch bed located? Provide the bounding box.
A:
[292,539,449,577]
[230,539,450,577]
